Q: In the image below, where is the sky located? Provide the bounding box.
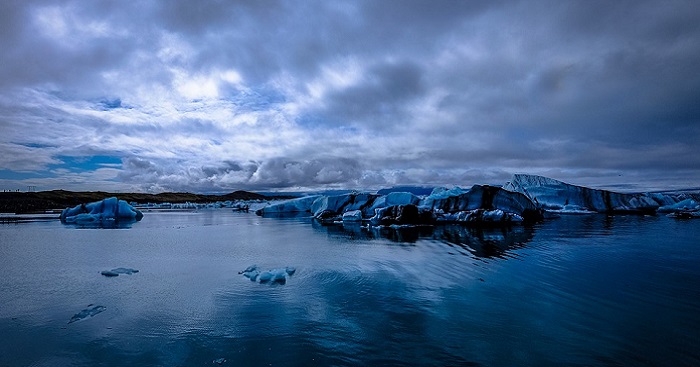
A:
[1,0,699,193]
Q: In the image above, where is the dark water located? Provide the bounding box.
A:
[1,211,699,366]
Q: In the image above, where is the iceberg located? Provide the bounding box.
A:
[254,195,322,215]
[366,192,420,216]
[311,193,381,218]
[420,186,467,209]
[503,174,659,214]
[255,186,540,226]
[60,197,144,225]
[421,184,543,224]
[370,204,435,225]
[342,210,363,222]
[656,198,700,213]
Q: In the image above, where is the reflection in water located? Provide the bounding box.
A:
[312,221,536,259]
[61,218,140,229]
[437,225,535,259]
[2,211,699,367]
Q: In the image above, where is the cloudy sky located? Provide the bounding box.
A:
[1,0,699,193]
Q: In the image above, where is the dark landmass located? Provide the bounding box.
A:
[0,190,292,214]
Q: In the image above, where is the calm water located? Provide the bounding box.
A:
[1,210,699,366]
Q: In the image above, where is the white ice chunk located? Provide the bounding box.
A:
[342,210,363,222]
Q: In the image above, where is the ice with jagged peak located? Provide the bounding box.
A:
[60,197,144,225]
[254,195,322,215]
[503,174,659,214]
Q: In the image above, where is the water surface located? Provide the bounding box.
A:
[1,211,699,366]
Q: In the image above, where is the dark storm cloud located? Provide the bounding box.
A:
[317,61,426,127]
[1,0,699,192]
[118,156,363,192]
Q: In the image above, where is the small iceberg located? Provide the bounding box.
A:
[60,197,144,227]
[239,265,296,284]
[68,304,106,324]
[101,267,139,277]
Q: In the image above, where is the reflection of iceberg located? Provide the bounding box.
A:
[68,304,106,324]
[436,225,534,259]
[60,197,143,226]
[311,220,534,258]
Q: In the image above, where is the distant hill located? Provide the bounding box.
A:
[0,190,290,214]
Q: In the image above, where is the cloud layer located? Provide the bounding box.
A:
[1,0,699,192]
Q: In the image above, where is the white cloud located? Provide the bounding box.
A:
[0,0,699,192]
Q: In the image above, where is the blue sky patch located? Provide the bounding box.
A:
[49,155,123,173]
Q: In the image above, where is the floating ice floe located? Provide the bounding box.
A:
[60,197,144,226]
[68,304,106,324]
[239,265,296,284]
[101,267,139,277]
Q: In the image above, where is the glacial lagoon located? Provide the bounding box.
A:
[1,210,699,366]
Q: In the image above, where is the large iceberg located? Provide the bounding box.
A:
[60,197,144,225]
[255,186,542,225]
[311,193,382,218]
[420,184,543,224]
[503,174,659,214]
